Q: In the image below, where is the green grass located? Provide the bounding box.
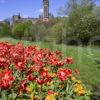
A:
[0,37,100,90]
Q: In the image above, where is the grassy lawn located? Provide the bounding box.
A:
[0,37,100,90]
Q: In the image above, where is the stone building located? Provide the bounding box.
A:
[11,0,50,25]
[12,14,38,25]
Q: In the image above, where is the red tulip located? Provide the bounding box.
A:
[40,70,48,78]
[66,69,72,76]
[48,90,54,95]
[65,57,73,64]
[57,68,68,81]
[75,68,79,75]
[19,80,27,92]
[36,78,44,85]
[27,75,35,82]
[57,61,64,67]
[0,69,14,90]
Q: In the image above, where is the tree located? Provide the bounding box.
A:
[94,6,100,18]
[80,0,94,7]
[75,13,98,45]
[35,24,46,41]
[0,23,11,37]
[58,0,78,15]
[49,23,63,44]
[58,0,97,45]
[12,21,32,39]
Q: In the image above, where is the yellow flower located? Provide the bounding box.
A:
[71,76,76,81]
[50,73,57,78]
[68,74,72,77]
[54,92,59,96]
[26,86,33,93]
[77,89,85,95]
[74,82,86,96]
[26,83,33,93]
[45,94,56,100]
[76,80,81,84]
[30,92,34,100]
[78,86,83,91]
[47,81,53,86]
[74,88,79,93]
[74,83,80,88]
[58,84,65,88]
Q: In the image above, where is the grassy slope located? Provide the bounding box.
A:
[0,37,100,90]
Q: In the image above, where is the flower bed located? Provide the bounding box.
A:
[0,42,91,100]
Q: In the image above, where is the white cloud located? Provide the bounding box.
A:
[39,8,43,13]
[34,8,43,15]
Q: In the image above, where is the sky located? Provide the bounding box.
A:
[0,0,100,21]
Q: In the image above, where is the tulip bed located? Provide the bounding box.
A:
[0,42,91,100]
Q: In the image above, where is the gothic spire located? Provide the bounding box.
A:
[43,0,49,21]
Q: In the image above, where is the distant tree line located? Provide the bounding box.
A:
[0,0,100,46]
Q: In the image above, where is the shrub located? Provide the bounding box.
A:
[0,23,11,37]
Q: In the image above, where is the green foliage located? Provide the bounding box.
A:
[12,21,32,39]
[50,23,63,43]
[60,0,99,45]
[0,23,11,37]
[30,18,61,42]
[75,13,98,45]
